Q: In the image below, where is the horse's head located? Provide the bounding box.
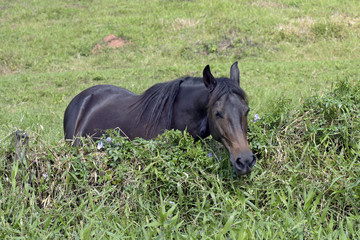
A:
[204,62,255,176]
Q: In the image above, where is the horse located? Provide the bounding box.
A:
[63,62,256,175]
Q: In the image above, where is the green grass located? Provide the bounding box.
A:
[1,0,360,238]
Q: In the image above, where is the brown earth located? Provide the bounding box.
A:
[92,34,132,53]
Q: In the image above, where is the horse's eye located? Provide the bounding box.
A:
[214,111,223,119]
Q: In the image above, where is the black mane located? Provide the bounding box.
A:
[131,79,183,136]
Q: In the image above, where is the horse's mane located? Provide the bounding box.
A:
[131,76,247,137]
[131,78,184,136]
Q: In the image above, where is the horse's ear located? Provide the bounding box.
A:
[230,61,240,86]
[203,65,217,91]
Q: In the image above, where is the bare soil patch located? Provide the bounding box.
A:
[92,34,132,54]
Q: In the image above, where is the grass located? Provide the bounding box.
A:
[1,0,360,238]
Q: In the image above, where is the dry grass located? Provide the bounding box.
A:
[172,18,201,31]
[277,13,360,42]
[250,0,287,9]
[330,13,360,27]
[277,16,317,41]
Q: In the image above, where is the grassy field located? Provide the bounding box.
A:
[1,0,360,238]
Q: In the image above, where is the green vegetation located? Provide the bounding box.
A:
[1,0,359,238]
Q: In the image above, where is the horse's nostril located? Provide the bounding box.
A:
[236,158,244,170]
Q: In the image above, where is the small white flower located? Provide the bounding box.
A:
[97,141,104,150]
[254,114,260,122]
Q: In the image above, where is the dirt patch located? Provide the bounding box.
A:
[92,34,132,54]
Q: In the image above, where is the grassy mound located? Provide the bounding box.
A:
[1,80,359,238]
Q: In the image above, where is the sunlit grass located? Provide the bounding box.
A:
[1,0,360,238]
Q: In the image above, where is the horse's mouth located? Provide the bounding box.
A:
[233,166,253,176]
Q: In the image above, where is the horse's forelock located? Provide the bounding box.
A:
[208,78,247,107]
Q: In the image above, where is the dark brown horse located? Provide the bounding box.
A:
[64,62,255,175]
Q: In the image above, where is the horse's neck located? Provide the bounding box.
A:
[172,84,210,139]
[179,84,209,110]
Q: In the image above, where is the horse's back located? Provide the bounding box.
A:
[180,76,203,86]
[64,85,135,144]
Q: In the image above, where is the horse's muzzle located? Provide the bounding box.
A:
[233,152,256,175]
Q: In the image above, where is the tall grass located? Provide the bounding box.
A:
[1,0,360,143]
[1,80,359,238]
